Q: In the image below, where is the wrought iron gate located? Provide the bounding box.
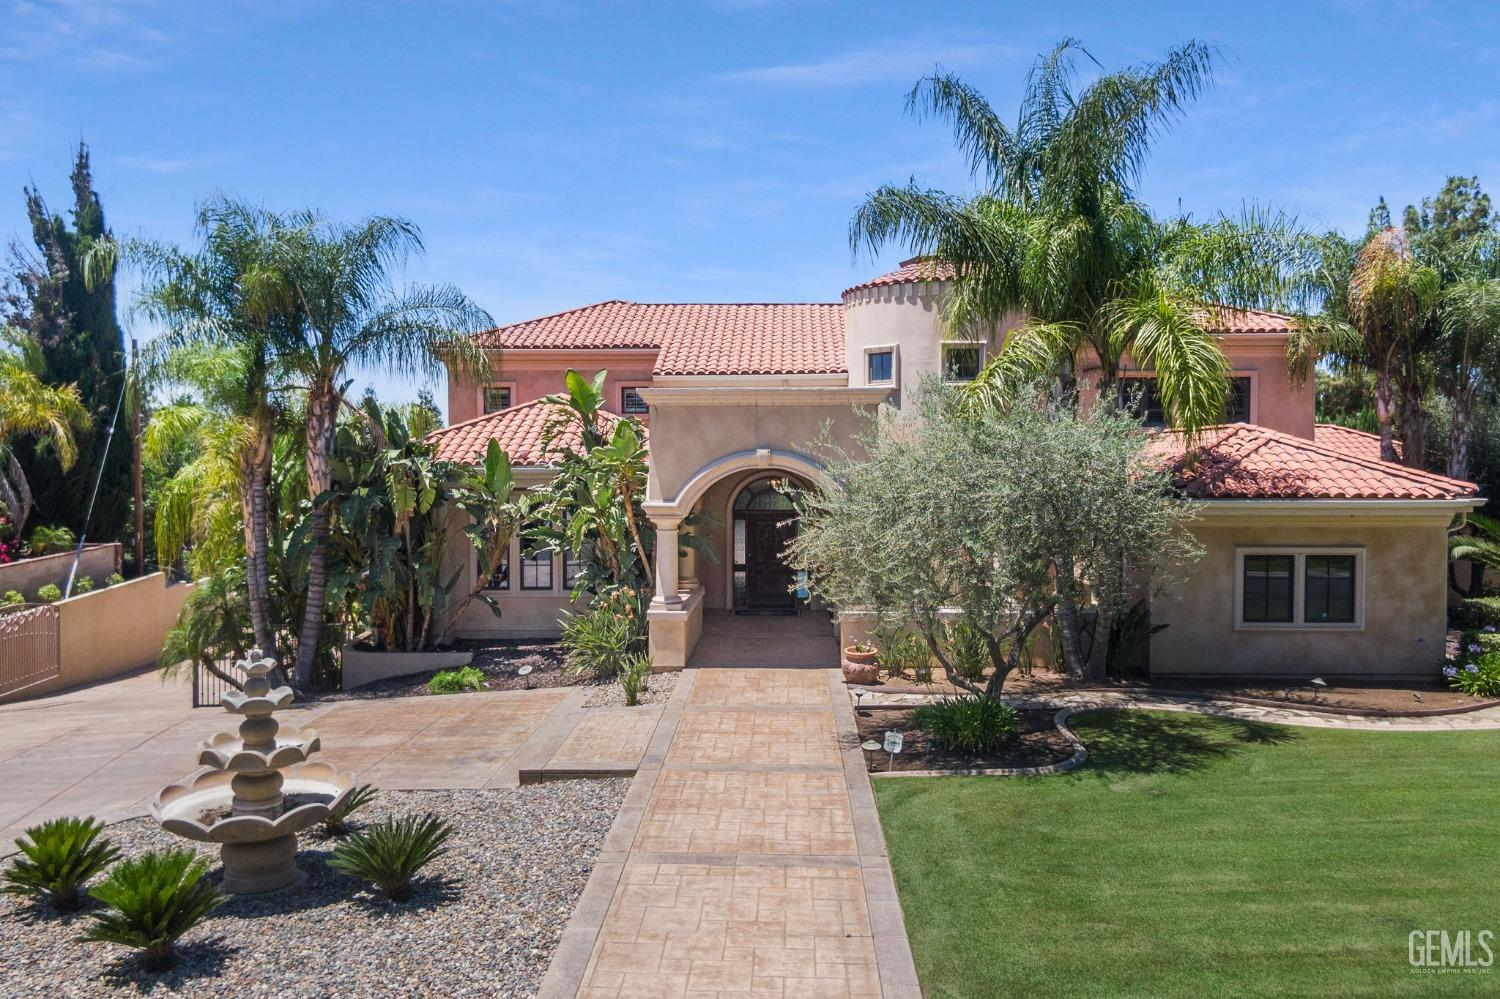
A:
[192,655,249,708]
[0,604,62,699]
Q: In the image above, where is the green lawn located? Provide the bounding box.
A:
[875,710,1500,998]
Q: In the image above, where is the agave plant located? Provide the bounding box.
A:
[321,783,378,836]
[330,813,452,902]
[2,816,121,913]
[80,849,226,971]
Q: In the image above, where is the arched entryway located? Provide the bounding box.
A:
[729,475,804,614]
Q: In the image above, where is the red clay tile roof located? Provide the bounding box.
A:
[426,399,632,467]
[470,301,846,377]
[842,256,956,296]
[845,259,1299,336]
[1150,423,1477,501]
[1312,423,1403,462]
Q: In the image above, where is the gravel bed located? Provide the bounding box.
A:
[581,669,678,708]
[0,781,628,998]
[316,640,590,701]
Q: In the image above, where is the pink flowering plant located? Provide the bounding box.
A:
[1443,630,1500,697]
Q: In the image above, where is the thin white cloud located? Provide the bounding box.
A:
[716,39,1023,88]
[114,153,226,174]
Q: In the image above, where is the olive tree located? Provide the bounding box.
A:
[786,385,1200,696]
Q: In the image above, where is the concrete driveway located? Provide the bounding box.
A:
[0,669,572,844]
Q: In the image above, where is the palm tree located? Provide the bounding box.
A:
[131,199,296,660]
[142,344,268,580]
[1435,269,1500,479]
[0,326,90,538]
[853,39,1305,434]
[1288,227,1440,464]
[268,214,490,684]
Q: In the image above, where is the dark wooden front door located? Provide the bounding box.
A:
[744,512,796,609]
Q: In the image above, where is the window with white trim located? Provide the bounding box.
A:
[1235,548,1362,629]
[520,542,556,591]
[620,386,649,415]
[867,349,894,384]
[564,549,588,589]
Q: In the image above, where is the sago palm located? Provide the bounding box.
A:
[266,214,491,684]
[853,38,1306,435]
[0,326,90,538]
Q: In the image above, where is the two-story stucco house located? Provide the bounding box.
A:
[428,258,1484,679]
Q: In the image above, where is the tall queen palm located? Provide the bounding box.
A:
[270,215,490,685]
[853,38,1304,433]
[853,39,1305,679]
[132,199,300,661]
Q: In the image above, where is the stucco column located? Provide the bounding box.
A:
[652,518,682,605]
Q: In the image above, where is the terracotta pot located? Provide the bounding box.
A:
[844,645,879,666]
[842,650,881,685]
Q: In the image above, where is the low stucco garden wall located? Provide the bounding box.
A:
[0,572,192,703]
[1151,510,1453,678]
[0,543,121,599]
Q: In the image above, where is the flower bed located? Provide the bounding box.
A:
[855,705,1075,773]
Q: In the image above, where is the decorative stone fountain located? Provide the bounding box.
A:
[153,650,353,893]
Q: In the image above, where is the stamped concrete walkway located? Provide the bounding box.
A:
[0,669,660,844]
[541,668,921,999]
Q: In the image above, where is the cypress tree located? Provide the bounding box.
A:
[7,145,131,547]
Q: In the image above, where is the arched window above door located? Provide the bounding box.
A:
[733,478,797,511]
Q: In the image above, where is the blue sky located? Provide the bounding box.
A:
[2,0,1497,412]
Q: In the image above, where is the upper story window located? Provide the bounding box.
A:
[1237,548,1362,629]
[1119,376,1252,428]
[483,385,514,414]
[867,349,894,385]
[942,344,984,382]
[621,387,649,415]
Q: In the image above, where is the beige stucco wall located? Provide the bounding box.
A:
[434,500,583,641]
[0,543,121,600]
[1151,508,1455,677]
[642,389,883,509]
[841,283,1014,407]
[0,573,193,703]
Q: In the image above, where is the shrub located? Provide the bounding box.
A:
[1443,635,1500,697]
[330,813,452,901]
[2,816,121,913]
[323,784,378,836]
[28,524,74,556]
[427,666,486,695]
[73,575,94,594]
[35,583,61,603]
[875,624,929,680]
[621,653,651,706]
[80,849,225,971]
[913,696,1019,754]
[559,590,645,679]
[942,620,989,682]
[105,572,125,587]
[1455,597,1500,632]
[2,589,23,606]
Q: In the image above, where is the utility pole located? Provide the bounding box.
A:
[131,337,144,576]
